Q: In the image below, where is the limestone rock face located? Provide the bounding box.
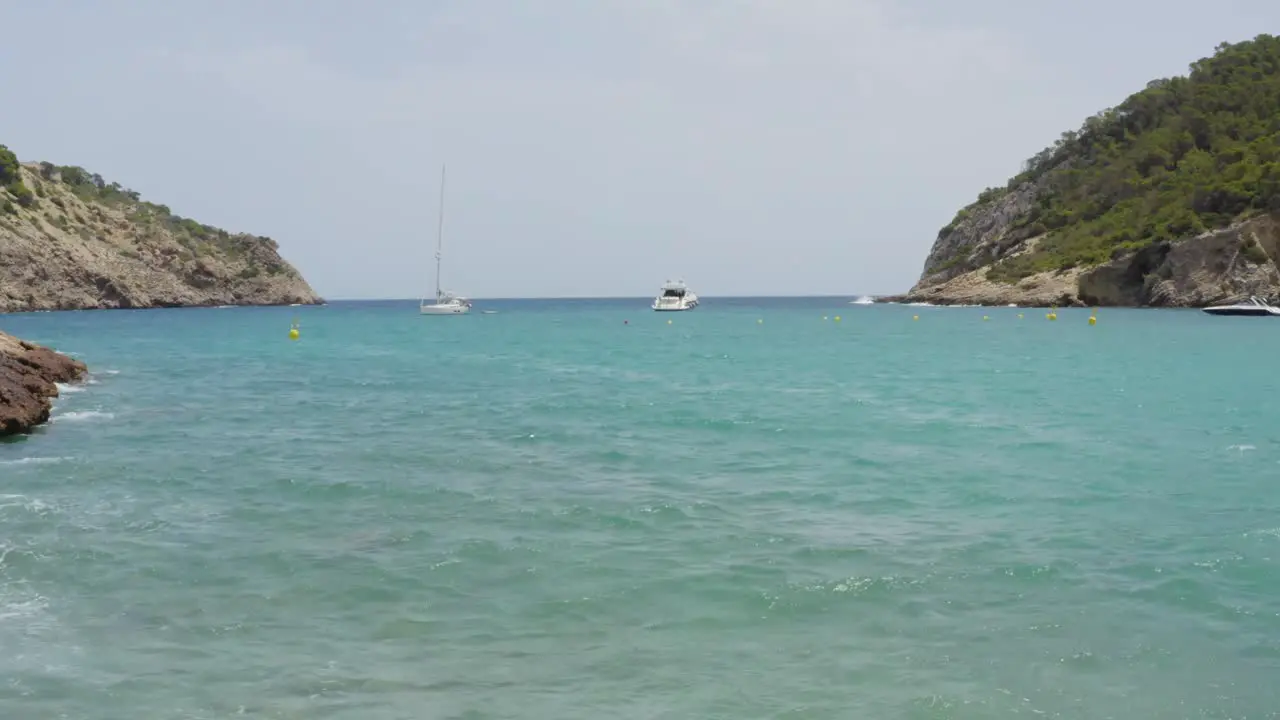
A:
[890,213,1280,308]
[0,161,321,313]
[1080,215,1280,307]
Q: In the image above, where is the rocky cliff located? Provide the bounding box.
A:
[891,34,1280,307]
[0,145,321,312]
[0,330,87,436]
[895,214,1280,307]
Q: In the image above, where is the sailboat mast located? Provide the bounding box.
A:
[435,164,446,300]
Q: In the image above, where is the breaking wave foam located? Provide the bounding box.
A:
[0,457,73,466]
[53,410,114,423]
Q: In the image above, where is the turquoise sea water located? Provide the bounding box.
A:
[2,299,1279,719]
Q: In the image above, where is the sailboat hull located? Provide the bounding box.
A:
[420,304,470,315]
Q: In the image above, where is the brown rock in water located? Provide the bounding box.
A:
[0,331,87,436]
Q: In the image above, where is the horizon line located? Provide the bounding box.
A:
[323,293,886,302]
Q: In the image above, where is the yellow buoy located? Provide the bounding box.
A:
[1017,313,1024,319]
[834,316,841,322]
[1088,315,1097,325]
[912,315,919,321]
[983,315,989,321]
[289,327,299,340]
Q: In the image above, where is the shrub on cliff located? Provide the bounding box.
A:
[0,144,36,210]
[0,145,20,184]
[953,34,1280,281]
[7,182,36,208]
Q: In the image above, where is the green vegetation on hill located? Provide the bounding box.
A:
[0,145,36,213]
[949,35,1280,282]
[0,143,320,311]
[0,143,281,267]
[30,161,280,257]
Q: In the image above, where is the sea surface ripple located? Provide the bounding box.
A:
[2,299,1278,718]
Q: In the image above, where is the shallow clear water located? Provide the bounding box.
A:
[2,299,1279,719]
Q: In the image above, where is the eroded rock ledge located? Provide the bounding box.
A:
[0,331,87,436]
[884,215,1280,308]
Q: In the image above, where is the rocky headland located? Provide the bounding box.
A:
[0,330,87,436]
[0,144,321,312]
[887,34,1280,307]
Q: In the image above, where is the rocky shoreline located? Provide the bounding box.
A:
[0,331,88,436]
[891,213,1280,308]
[876,267,1083,308]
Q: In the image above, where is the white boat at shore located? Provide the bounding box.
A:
[1202,296,1280,316]
[652,279,698,311]
[420,165,472,316]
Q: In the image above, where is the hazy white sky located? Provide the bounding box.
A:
[2,1,1277,298]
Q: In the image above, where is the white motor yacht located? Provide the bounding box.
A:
[652,279,699,311]
[1202,296,1280,316]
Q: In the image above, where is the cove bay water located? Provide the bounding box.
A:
[2,298,1279,719]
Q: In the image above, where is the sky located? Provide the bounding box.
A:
[2,1,1277,299]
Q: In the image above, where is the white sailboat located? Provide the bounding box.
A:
[420,165,472,316]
